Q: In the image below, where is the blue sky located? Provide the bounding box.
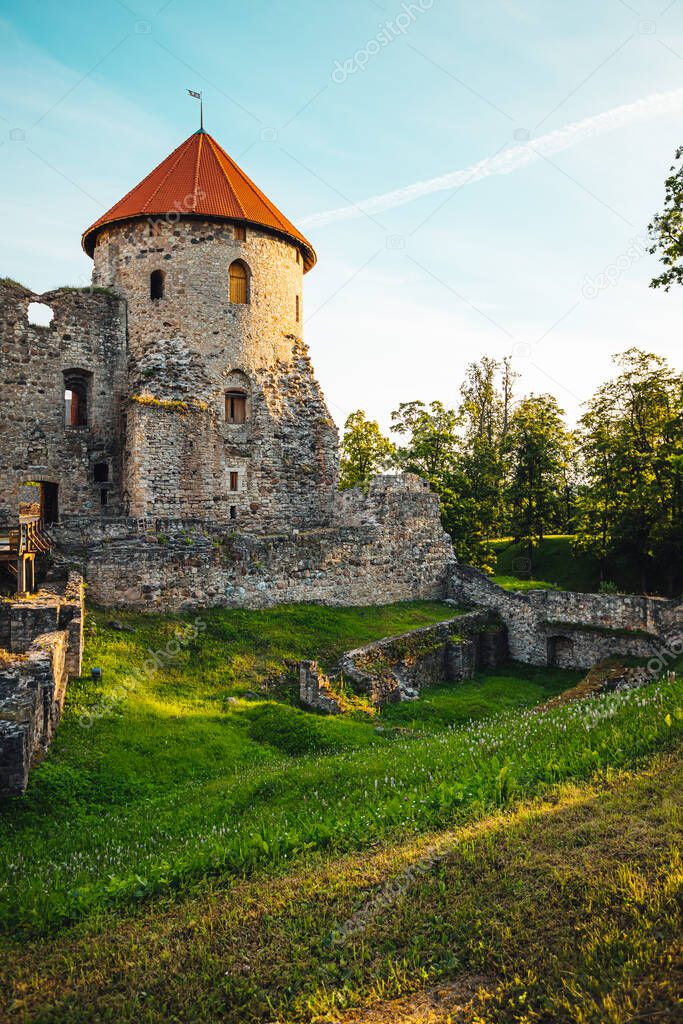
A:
[2,0,683,429]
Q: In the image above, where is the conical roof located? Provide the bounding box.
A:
[82,130,316,271]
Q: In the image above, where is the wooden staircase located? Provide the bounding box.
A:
[0,516,53,594]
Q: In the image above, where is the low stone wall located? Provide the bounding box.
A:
[448,564,681,670]
[298,661,345,714]
[52,476,455,611]
[332,610,507,706]
[0,573,84,795]
[0,631,68,794]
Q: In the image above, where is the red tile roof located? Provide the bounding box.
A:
[82,130,316,271]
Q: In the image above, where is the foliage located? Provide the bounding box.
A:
[338,410,395,491]
[391,400,460,480]
[390,360,518,571]
[503,394,573,564]
[573,348,682,593]
[648,143,683,290]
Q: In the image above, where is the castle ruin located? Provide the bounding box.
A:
[0,128,454,607]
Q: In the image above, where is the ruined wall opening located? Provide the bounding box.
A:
[228,260,249,304]
[150,269,165,301]
[18,481,58,525]
[63,369,92,428]
[547,635,573,667]
[41,483,59,525]
[27,302,54,327]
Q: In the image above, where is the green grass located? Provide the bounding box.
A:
[381,661,578,731]
[492,535,603,592]
[491,573,562,591]
[2,750,681,1023]
[0,601,679,940]
[0,601,681,1022]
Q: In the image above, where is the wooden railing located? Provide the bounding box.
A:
[0,517,52,560]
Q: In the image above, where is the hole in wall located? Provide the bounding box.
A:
[28,302,54,327]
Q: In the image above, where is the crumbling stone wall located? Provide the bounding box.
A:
[0,573,84,794]
[0,279,127,522]
[335,609,507,705]
[298,661,344,714]
[52,475,455,610]
[448,563,679,670]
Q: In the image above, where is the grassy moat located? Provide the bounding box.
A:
[0,601,681,1023]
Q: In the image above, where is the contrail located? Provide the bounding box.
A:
[300,88,683,229]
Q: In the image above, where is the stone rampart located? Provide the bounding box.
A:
[51,475,455,611]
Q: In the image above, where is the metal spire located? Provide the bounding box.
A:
[187,89,204,132]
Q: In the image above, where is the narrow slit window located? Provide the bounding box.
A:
[295,295,300,322]
[229,471,239,492]
[230,505,237,520]
[229,261,249,304]
[150,269,165,300]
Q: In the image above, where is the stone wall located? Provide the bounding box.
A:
[51,475,455,610]
[0,573,84,794]
[448,564,680,670]
[298,661,345,714]
[335,610,507,706]
[0,279,127,522]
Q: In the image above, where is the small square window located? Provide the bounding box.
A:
[229,471,239,492]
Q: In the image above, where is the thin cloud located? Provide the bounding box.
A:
[301,88,683,228]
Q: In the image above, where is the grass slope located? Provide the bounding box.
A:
[1,602,680,1023]
[2,749,681,1023]
[492,535,601,592]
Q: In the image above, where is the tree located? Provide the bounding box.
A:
[458,356,518,546]
[504,394,573,566]
[338,410,395,491]
[574,349,682,593]
[649,145,683,290]
[391,400,460,482]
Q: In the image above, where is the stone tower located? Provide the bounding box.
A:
[82,129,338,530]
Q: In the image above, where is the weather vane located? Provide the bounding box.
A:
[187,89,203,131]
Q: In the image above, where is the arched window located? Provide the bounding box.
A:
[229,261,249,304]
[63,369,92,427]
[150,269,165,300]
